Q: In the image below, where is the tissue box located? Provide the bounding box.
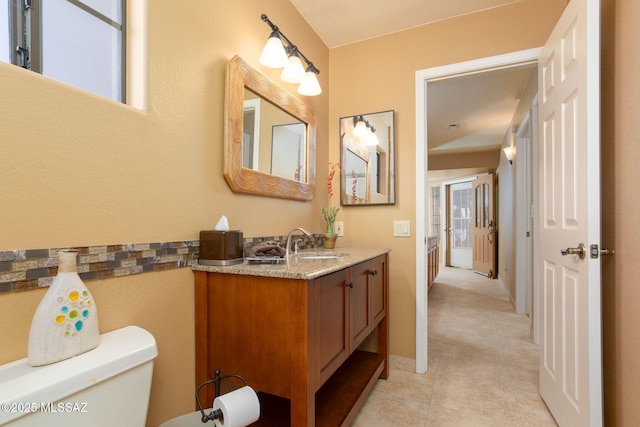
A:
[199,230,244,266]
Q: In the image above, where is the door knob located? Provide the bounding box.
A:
[590,244,615,259]
[561,243,586,259]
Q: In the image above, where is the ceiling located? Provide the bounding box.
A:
[290,0,532,182]
[427,66,533,155]
[290,0,523,48]
[424,65,534,182]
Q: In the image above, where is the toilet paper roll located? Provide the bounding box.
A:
[212,386,260,427]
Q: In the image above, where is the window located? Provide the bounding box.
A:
[450,181,472,249]
[2,0,126,102]
[431,186,440,236]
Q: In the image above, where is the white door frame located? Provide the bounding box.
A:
[415,47,542,373]
[515,107,542,344]
[515,111,532,316]
[531,95,540,345]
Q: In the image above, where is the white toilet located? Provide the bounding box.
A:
[0,326,158,426]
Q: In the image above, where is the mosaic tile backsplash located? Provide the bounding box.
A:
[0,233,324,294]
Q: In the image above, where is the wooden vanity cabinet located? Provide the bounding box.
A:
[315,254,388,388]
[194,253,389,427]
[348,261,371,352]
[370,255,387,328]
[316,268,350,387]
[348,255,387,353]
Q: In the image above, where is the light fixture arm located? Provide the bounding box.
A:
[261,14,319,75]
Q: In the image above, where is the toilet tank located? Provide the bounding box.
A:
[0,326,158,427]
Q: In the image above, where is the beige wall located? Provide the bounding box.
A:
[429,151,500,171]
[329,0,566,361]
[601,0,640,424]
[0,1,329,425]
[3,0,638,425]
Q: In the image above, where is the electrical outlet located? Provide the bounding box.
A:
[335,221,344,237]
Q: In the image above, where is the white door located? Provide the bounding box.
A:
[538,0,602,425]
[447,181,473,268]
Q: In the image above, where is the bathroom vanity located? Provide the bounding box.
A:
[193,248,389,426]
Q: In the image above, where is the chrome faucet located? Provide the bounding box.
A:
[286,227,311,256]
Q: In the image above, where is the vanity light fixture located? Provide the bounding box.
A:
[259,14,322,96]
[280,48,306,83]
[503,124,517,165]
[353,115,378,145]
[353,116,368,137]
[367,126,379,146]
[259,29,288,68]
[503,146,516,164]
[297,67,322,96]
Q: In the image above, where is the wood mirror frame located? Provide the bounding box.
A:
[224,55,316,201]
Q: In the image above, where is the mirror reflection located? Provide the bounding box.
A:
[340,110,395,205]
[344,146,369,202]
[243,89,307,182]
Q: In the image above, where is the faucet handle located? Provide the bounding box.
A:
[294,238,303,254]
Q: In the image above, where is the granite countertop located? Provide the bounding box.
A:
[191,247,390,280]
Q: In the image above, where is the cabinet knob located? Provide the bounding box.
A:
[346,282,353,288]
[368,270,378,276]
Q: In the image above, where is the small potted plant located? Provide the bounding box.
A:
[321,162,341,249]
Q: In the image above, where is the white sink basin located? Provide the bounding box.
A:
[297,252,346,260]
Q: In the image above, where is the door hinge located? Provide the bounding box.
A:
[590,244,615,259]
[16,0,33,69]
[15,46,30,69]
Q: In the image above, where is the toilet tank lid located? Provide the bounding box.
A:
[0,325,158,421]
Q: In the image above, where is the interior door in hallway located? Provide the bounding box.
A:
[472,173,496,278]
[538,0,602,425]
[446,181,473,269]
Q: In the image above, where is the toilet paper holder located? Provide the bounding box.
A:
[195,369,253,424]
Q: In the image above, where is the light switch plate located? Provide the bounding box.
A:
[335,221,344,237]
[394,220,411,237]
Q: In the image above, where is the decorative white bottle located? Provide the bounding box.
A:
[28,249,99,366]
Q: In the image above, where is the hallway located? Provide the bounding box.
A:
[353,267,557,426]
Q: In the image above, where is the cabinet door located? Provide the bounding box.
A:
[371,255,387,327]
[315,268,349,388]
[349,260,371,352]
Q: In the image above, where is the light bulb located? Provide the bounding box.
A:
[503,146,516,164]
[354,118,368,138]
[281,54,306,83]
[259,33,288,68]
[297,71,321,96]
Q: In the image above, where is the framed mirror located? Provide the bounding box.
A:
[225,55,316,201]
[339,110,395,205]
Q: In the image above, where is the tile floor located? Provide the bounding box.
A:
[353,267,558,426]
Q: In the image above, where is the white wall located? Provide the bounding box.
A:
[498,68,538,303]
